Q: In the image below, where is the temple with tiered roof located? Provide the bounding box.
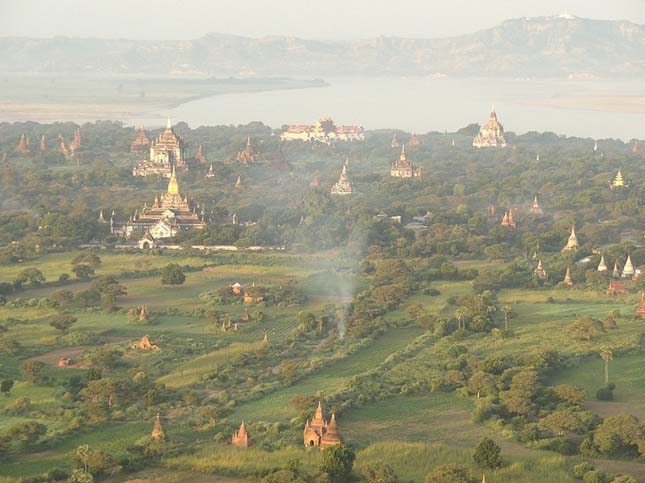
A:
[390,146,421,178]
[331,159,353,195]
[111,166,205,240]
[303,402,342,450]
[473,107,507,148]
[130,126,151,154]
[133,119,188,178]
[609,169,630,189]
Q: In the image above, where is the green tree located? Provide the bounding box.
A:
[594,414,644,458]
[161,263,186,285]
[567,316,605,341]
[599,346,613,385]
[365,462,399,483]
[20,360,46,383]
[553,384,586,406]
[0,378,14,395]
[73,264,95,280]
[15,267,45,287]
[49,314,78,333]
[473,437,502,470]
[72,252,102,268]
[321,444,356,483]
[425,464,471,483]
[7,421,47,448]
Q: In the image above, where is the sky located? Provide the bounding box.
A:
[1,0,645,40]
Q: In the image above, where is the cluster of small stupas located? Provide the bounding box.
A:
[236,136,259,164]
[111,166,205,242]
[330,159,353,195]
[473,107,507,148]
[500,210,516,228]
[390,146,421,178]
[132,119,188,178]
[12,128,81,159]
[303,401,343,450]
[281,117,364,144]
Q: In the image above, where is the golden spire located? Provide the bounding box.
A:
[167,165,179,195]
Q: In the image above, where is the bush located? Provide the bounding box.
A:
[160,264,186,285]
[425,464,471,483]
[573,462,595,478]
[596,385,614,401]
[473,437,502,470]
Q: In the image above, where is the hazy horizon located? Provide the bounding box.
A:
[2,0,645,40]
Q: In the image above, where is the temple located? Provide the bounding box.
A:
[529,195,544,216]
[231,422,251,448]
[236,136,258,164]
[561,225,579,252]
[473,107,507,148]
[132,119,188,178]
[597,255,608,272]
[303,402,342,450]
[130,126,151,154]
[390,146,421,178]
[15,134,30,156]
[607,280,629,295]
[281,117,365,144]
[563,267,573,286]
[622,254,635,279]
[151,412,166,440]
[132,335,159,350]
[534,259,547,279]
[500,210,516,228]
[609,169,630,189]
[331,159,353,195]
[636,292,645,318]
[111,167,205,240]
[195,144,208,164]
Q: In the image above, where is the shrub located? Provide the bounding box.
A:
[573,462,595,478]
[473,437,502,470]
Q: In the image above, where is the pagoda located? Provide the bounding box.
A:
[563,267,573,286]
[561,225,578,252]
[303,402,343,450]
[612,262,621,278]
[139,305,148,322]
[534,259,547,279]
[487,205,497,224]
[14,134,30,156]
[390,146,421,178]
[195,144,208,164]
[130,126,151,154]
[111,166,205,239]
[133,119,187,177]
[609,169,630,189]
[206,164,215,178]
[597,255,608,272]
[409,133,421,146]
[39,134,46,154]
[529,195,544,216]
[500,210,516,228]
[330,159,352,195]
[636,292,645,318]
[70,128,81,151]
[151,412,166,440]
[473,107,507,148]
[57,135,70,158]
[231,422,251,448]
[236,136,258,164]
[391,134,400,148]
[622,254,635,279]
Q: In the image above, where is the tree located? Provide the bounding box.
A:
[73,263,95,280]
[0,379,14,396]
[72,252,102,268]
[15,267,45,287]
[7,421,47,448]
[161,263,185,285]
[599,346,613,385]
[72,444,115,477]
[365,462,399,483]
[567,316,605,341]
[554,384,586,406]
[455,307,467,331]
[425,464,471,483]
[594,414,644,458]
[473,437,502,470]
[20,360,46,383]
[49,314,77,333]
[321,444,356,483]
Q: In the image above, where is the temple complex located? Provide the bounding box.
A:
[561,225,579,252]
[130,126,151,154]
[534,259,547,279]
[597,255,608,272]
[529,195,544,216]
[195,144,208,164]
[390,146,421,178]
[303,402,342,450]
[473,108,507,148]
[609,169,630,189]
[331,159,353,195]
[236,136,258,164]
[15,134,30,156]
[500,210,516,228]
[133,119,188,178]
[622,255,635,278]
[563,267,573,286]
[151,412,166,440]
[636,292,645,318]
[111,167,205,240]
[231,422,251,447]
[281,117,365,144]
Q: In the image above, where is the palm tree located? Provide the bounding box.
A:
[502,305,512,331]
[599,346,613,385]
[455,307,467,331]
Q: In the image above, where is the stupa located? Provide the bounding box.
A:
[330,159,353,195]
[563,267,573,286]
[231,422,251,447]
[561,224,578,252]
[529,195,544,216]
[236,136,258,164]
[622,254,635,278]
[597,255,608,272]
[130,126,151,154]
[500,210,516,228]
[534,259,547,279]
[151,412,166,440]
[195,144,208,164]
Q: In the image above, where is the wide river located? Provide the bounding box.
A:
[132,77,645,140]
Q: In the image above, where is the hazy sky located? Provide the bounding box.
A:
[1,0,645,40]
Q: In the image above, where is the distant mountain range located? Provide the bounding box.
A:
[2,15,645,78]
